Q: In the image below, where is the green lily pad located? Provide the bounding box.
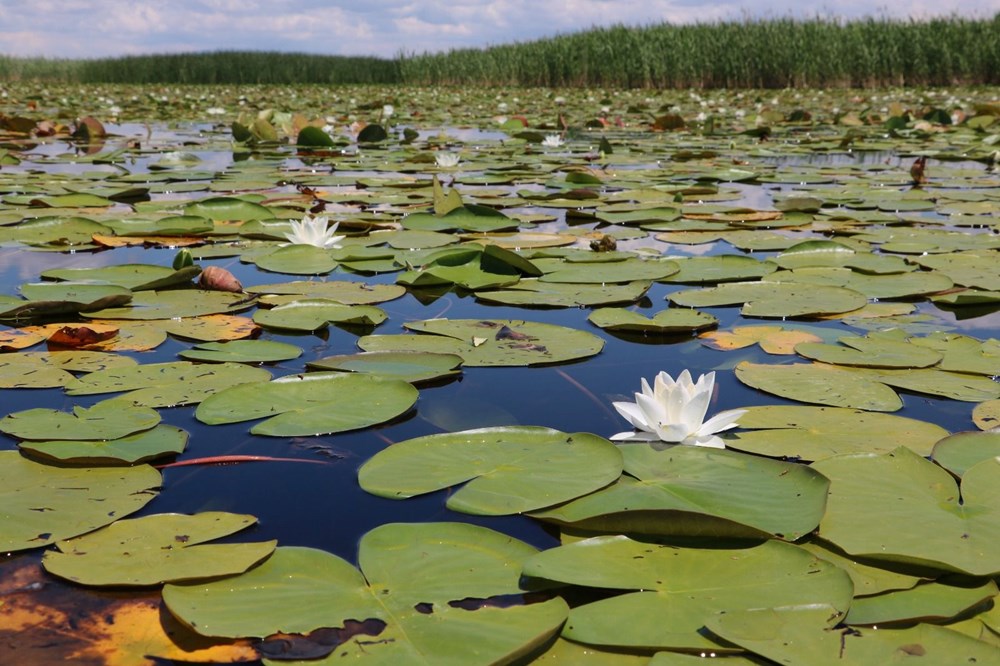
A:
[64,361,271,408]
[735,361,903,411]
[253,245,338,275]
[588,307,717,334]
[813,447,1000,576]
[183,196,275,221]
[910,252,1000,291]
[769,266,954,299]
[0,215,111,247]
[909,332,1000,376]
[18,424,188,465]
[163,524,568,663]
[932,431,1000,477]
[359,427,623,515]
[660,255,777,283]
[178,339,302,364]
[40,264,201,291]
[845,580,998,626]
[84,289,254,320]
[253,300,387,331]
[531,444,829,541]
[800,540,927,597]
[522,537,852,651]
[20,282,134,304]
[0,400,160,441]
[305,351,462,385]
[706,605,1000,665]
[476,279,651,307]
[669,281,867,318]
[0,451,161,552]
[794,333,943,368]
[773,240,911,273]
[359,318,605,366]
[248,280,405,305]
[42,512,276,587]
[195,371,418,437]
[731,405,948,460]
[539,258,678,284]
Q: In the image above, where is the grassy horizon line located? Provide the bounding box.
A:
[2,14,998,88]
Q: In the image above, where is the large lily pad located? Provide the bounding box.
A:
[813,447,1000,576]
[588,307,717,334]
[163,523,568,663]
[85,289,255,320]
[706,605,1000,665]
[844,580,998,626]
[522,536,852,651]
[0,400,161,441]
[40,264,202,291]
[178,339,302,364]
[794,333,943,368]
[359,427,623,515]
[475,279,651,307]
[359,318,604,366]
[253,299,387,331]
[42,512,276,586]
[0,451,161,551]
[731,405,948,460]
[248,280,405,305]
[64,361,271,407]
[195,371,418,436]
[531,444,829,541]
[669,281,867,318]
[933,431,1000,476]
[306,351,462,385]
[19,424,188,465]
[735,361,903,411]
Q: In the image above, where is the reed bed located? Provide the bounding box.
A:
[1,15,997,88]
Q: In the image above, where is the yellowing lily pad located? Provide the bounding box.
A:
[700,325,825,354]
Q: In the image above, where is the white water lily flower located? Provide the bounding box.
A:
[611,370,746,449]
[542,133,564,148]
[282,215,345,249]
[435,151,460,168]
[382,104,394,119]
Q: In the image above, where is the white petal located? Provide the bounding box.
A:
[612,401,651,431]
[610,430,661,442]
[654,422,692,443]
[684,433,726,449]
[697,409,748,436]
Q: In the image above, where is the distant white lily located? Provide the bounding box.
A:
[542,133,564,148]
[382,104,394,119]
[435,151,460,168]
[283,215,344,249]
[611,370,746,449]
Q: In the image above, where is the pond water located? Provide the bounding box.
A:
[2,104,999,663]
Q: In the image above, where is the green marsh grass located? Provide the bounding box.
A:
[1,15,998,88]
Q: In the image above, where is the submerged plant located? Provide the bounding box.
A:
[282,215,344,249]
[611,370,746,448]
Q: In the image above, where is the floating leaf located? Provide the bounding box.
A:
[700,324,825,354]
[706,605,1000,665]
[932,431,1000,477]
[19,424,188,465]
[813,448,1000,576]
[179,340,302,364]
[85,289,254,320]
[43,512,276,586]
[195,372,417,437]
[973,399,1000,430]
[253,300,387,331]
[732,405,948,460]
[359,426,623,515]
[306,350,462,385]
[669,281,867,318]
[531,444,829,541]
[360,318,604,366]
[588,307,717,334]
[735,361,903,411]
[522,537,852,651]
[845,580,998,626]
[65,361,271,408]
[0,400,160,441]
[794,333,943,368]
[0,451,160,551]
[249,280,405,305]
[164,524,568,663]
[476,279,651,307]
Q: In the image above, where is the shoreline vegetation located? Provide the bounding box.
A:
[1,15,998,88]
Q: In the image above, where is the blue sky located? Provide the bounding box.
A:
[1,0,996,59]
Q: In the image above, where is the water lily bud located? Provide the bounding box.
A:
[172,248,193,270]
[198,265,243,293]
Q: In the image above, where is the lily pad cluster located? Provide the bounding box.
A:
[1,82,1000,663]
